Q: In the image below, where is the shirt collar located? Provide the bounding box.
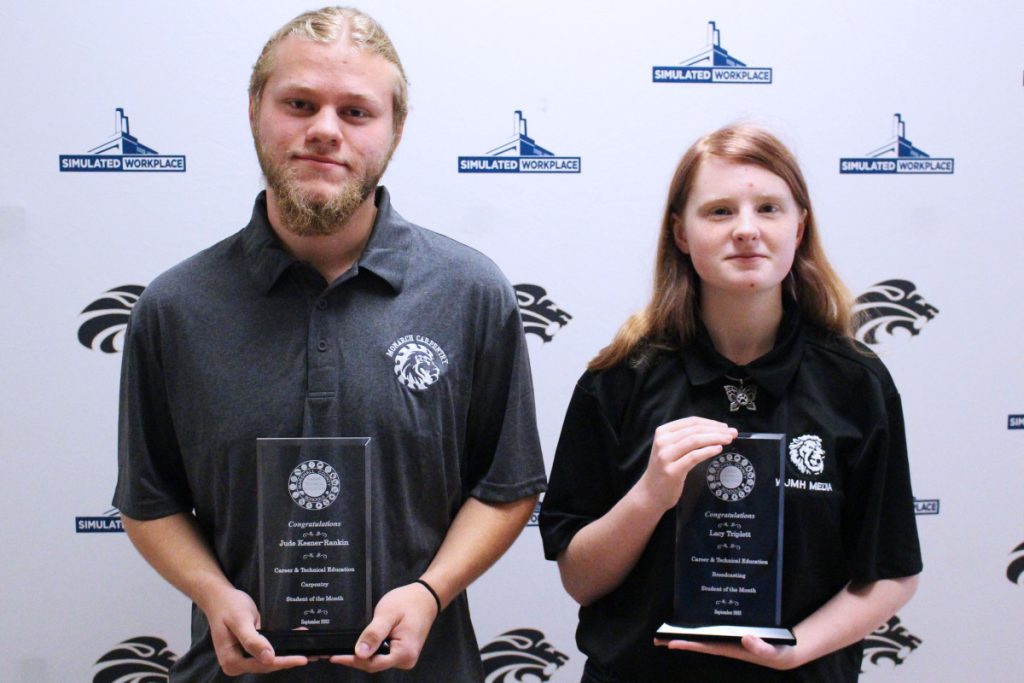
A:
[680,296,804,400]
[241,186,411,295]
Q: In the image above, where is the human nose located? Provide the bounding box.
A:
[732,208,760,242]
[306,109,343,147]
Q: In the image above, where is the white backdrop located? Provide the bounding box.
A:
[2,0,1023,680]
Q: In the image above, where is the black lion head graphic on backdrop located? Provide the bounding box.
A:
[481,628,568,682]
[853,279,938,346]
[861,616,921,672]
[78,284,145,353]
[93,636,178,683]
[1007,540,1024,585]
[514,284,572,343]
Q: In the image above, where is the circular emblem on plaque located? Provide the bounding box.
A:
[706,452,756,502]
[288,460,341,510]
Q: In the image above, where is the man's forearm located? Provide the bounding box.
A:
[121,512,233,611]
[419,495,538,609]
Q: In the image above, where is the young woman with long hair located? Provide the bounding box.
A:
[539,125,922,682]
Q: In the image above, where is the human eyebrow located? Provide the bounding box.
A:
[754,193,791,205]
[694,197,735,213]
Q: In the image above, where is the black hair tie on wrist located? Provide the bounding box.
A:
[415,578,442,615]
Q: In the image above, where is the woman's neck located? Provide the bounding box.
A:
[700,288,784,366]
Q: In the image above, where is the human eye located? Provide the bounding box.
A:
[340,106,371,120]
[707,205,733,218]
[759,203,781,215]
[285,99,315,113]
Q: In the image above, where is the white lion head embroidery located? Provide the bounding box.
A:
[393,342,441,391]
[789,434,825,476]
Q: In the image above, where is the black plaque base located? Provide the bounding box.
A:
[259,630,390,656]
[655,622,796,645]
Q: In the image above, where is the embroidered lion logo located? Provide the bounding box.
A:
[861,616,921,672]
[480,628,569,682]
[853,279,938,346]
[788,434,825,476]
[514,284,572,343]
[78,284,146,353]
[93,635,178,682]
[393,342,442,391]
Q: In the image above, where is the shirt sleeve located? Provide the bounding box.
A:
[842,389,923,582]
[538,375,622,561]
[111,289,194,520]
[463,282,547,503]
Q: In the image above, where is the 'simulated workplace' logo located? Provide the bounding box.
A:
[514,284,572,343]
[458,111,580,174]
[526,500,541,527]
[653,21,772,84]
[60,108,186,173]
[1008,415,1024,430]
[913,498,941,515]
[78,284,145,353]
[76,507,125,534]
[853,280,938,346]
[861,616,921,672]
[1007,540,1024,585]
[93,636,178,682]
[480,629,568,683]
[840,113,953,174]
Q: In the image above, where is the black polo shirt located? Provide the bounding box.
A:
[114,188,546,682]
[539,302,922,683]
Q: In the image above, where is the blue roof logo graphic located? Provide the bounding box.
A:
[458,111,580,173]
[87,108,159,155]
[681,21,747,67]
[864,114,930,159]
[485,111,554,157]
[59,108,186,172]
[654,21,772,84]
[840,114,953,174]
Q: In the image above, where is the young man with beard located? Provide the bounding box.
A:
[113,7,546,681]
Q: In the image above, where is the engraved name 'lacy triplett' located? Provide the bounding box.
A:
[257,438,374,655]
[656,433,796,645]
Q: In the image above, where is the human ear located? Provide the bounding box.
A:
[671,213,690,254]
[248,97,258,135]
[796,208,807,246]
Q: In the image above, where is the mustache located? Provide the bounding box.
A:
[288,149,351,167]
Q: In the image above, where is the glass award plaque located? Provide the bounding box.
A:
[256,437,373,656]
[656,433,796,645]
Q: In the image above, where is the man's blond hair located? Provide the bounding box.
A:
[249,6,408,129]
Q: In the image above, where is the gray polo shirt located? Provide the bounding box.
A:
[114,188,546,682]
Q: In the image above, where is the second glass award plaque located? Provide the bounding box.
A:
[256,437,372,656]
[656,433,796,645]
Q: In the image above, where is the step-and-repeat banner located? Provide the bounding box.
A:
[2,1,1022,680]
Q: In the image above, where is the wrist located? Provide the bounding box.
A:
[414,578,442,616]
[631,474,676,515]
[191,572,238,615]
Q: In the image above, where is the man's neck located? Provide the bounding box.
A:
[700,288,784,366]
[266,191,378,284]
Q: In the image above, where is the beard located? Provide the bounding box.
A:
[254,129,394,238]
